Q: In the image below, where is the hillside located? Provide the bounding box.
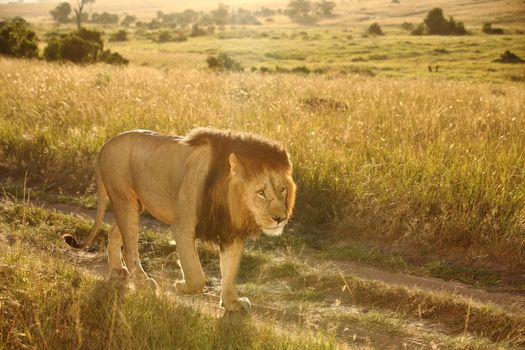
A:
[1,0,524,26]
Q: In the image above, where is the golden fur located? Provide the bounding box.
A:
[65,127,296,311]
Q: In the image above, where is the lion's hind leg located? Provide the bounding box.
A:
[111,197,158,290]
[107,224,130,283]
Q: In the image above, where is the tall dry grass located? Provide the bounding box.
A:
[1,57,524,266]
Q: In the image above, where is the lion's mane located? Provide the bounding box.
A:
[184,128,296,247]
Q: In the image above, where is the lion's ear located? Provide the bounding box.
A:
[229,153,244,177]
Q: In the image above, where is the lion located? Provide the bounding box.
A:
[65,128,296,312]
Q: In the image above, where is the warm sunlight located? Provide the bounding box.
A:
[1,0,524,349]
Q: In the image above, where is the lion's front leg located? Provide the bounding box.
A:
[220,239,250,312]
[173,228,206,294]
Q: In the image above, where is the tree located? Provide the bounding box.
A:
[367,22,384,35]
[424,8,448,35]
[0,17,39,58]
[74,0,95,30]
[211,3,229,25]
[287,0,311,18]
[423,8,467,35]
[50,2,71,24]
[315,0,335,17]
[121,14,137,26]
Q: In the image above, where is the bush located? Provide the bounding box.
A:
[411,23,425,35]
[91,12,119,24]
[44,28,127,65]
[291,65,310,74]
[206,52,243,72]
[0,17,38,58]
[109,30,127,42]
[158,31,172,43]
[482,23,504,35]
[190,24,207,37]
[47,35,98,63]
[367,22,384,35]
[401,22,413,31]
[121,15,137,27]
[99,49,129,65]
[493,50,524,64]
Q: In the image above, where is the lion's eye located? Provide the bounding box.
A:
[256,190,266,198]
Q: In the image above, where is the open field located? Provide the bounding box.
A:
[1,0,525,348]
[1,58,524,271]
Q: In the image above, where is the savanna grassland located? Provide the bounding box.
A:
[1,0,525,348]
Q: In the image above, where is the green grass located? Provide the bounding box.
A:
[105,28,525,82]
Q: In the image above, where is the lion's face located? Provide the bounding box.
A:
[242,169,295,236]
[229,154,296,236]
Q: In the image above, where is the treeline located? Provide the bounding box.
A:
[0,17,127,65]
[50,3,277,28]
[50,1,337,28]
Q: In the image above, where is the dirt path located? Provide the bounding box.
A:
[37,200,525,348]
[64,246,425,349]
[42,201,525,314]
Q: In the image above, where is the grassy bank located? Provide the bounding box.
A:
[0,201,335,349]
[1,197,523,349]
[1,58,524,269]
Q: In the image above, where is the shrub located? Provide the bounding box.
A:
[493,50,524,64]
[157,31,187,43]
[121,14,137,27]
[482,23,504,35]
[367,22,384,35]
[401,22,413,31]
[158,31,172,43]
[91,12,119,25]
[47,35,98,63]
[0,17,38,58]
[291,65,310,74]
[99,49,129,65]
[206,52,243,72]
[44,28,127,65]
[410,23,425,35]
[190,24,207,37]
[109,30,128,42]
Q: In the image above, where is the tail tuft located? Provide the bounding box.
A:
[63,234,82,249]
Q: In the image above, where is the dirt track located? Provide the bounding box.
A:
[41,201,525,348]
[43,201,525,312]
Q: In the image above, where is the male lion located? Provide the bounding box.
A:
[65,128,296,312]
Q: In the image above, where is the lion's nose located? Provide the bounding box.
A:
[273,216,286,224]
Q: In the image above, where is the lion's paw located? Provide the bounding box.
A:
[136,277,159,291]
[109,267,130,281]
[175,280,204,294]
[221,297,251,312]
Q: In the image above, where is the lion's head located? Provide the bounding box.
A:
[186,128,296,247]
[228,153,296,237]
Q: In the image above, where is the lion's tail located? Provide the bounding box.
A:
[63,168,108,249]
